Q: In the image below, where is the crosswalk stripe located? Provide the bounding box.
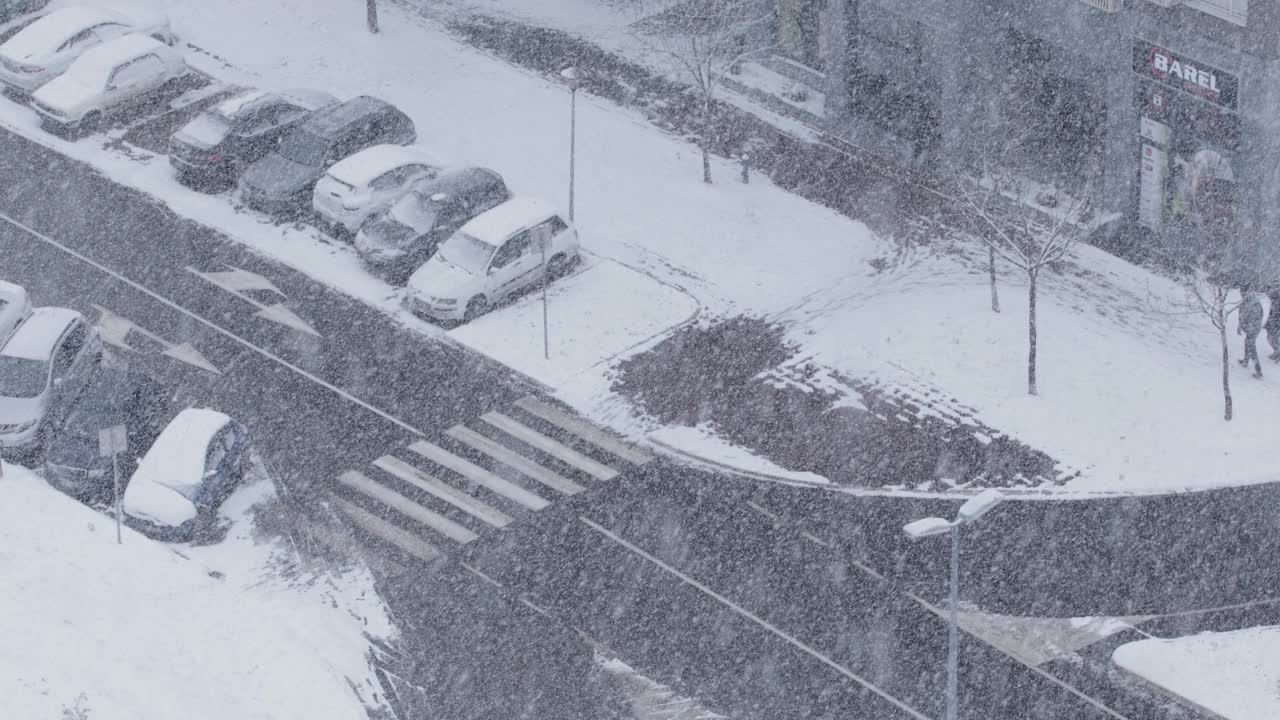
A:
[447,425,586,496]
[408,440,550,511]
[374,455,513,528]
[481,412,619,481]
[332,496,442,563]
[515,396,654,465]
[337,470,479,544]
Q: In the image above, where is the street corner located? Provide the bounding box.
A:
[446,255,700,391]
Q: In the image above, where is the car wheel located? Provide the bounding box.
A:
[79,111,102,137]
[463,296,488,323]
[548,253,573,280]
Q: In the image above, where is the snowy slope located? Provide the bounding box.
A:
[1114,627,1280,720]
[0,461,389,720]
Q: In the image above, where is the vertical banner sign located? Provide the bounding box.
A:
[1139,143,1168,229]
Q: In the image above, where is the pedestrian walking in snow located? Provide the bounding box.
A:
[1265,289,1280,361]
[1238,289,1264,378]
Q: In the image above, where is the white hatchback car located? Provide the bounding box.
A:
[0,306,102,456]
[0,279,31,347]
[0,3,170,94]
[403,197,580,323]
[312,144,441,237]
[30,32,185,136]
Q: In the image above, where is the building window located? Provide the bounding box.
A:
[1181,0,1247,27]
[775,0,831,71]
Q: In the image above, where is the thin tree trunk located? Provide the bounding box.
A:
[1220,319,1233,421]
[701,94,713,184]
[367,0,379,33]
[1027,271,1038,396]
[988,245,1000,312]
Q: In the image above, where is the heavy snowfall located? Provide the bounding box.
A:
[0,0,1275,718]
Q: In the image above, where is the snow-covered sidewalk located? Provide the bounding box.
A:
[1,0,1278,496]
[0,461,391,720]
[1113,627,1280,720]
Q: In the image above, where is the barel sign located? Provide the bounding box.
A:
[1133,40,1238,110]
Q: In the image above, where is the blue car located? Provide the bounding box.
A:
[122,408,251,542]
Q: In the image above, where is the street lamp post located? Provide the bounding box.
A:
[902,489,1004,720]
[560,67,580,222]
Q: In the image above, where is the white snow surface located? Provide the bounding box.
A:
[0,461,390,720]
[0,0,1274,494]
[1113,626,1280,720]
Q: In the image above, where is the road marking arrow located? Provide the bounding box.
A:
[185,265,321,337]
[91,305,222,375]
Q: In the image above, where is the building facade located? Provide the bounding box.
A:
[772,0,1279,253]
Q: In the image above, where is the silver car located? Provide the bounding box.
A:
[0,306,102,458]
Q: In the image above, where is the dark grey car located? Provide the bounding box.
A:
[169,88,336,189]
[43,366,169,500]
[354,167,510,283]
[237,95,416,216]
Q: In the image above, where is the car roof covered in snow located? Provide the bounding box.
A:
[325,144,439,186]
[0,306,79,361]
[213,88,335,119]
[413,166,504,200]
[123,408,234,527]
[302,95,398,137]
[65,33,172,85]
[460,196,565,245]
[1,6,123,58]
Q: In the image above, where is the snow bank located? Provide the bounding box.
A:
[648,423,830,486]
[0,461,388,720]
[1113,626,1280,720]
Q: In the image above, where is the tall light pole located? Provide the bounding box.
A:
[560,67,580,222]
[902,489,1004,720]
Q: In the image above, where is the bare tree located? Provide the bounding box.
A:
[955,172,1089,396]
[632,0,769,183]
[367,0,379,34]
[1162,218,1278,421]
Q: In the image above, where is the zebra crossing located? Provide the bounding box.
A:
[332,395,654,562]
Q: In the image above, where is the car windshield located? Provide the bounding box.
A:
[437,232,495,274]
[180,111,232,146]
[0,355,47,399]
[389,194,438,233]
[276,130,329,166]
[64,380,126,433]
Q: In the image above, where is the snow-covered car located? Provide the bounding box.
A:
[402,197,580,323]
[0,279,32,347]
[356,166,510,282]
[0,306,102,458]
[238,95,417,216]
[122,407,251,541]
[0,3,170,95]
[0,1,52,44]
[169,87,337,187]
[312,144,441,237]
[30,32,185,136]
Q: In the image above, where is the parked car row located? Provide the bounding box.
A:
[2,3,584,327]
[0,2,184,136]
[162,80,583,323]
[0,280,253,542]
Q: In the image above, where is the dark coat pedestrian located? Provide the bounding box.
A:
[1239,291,1264,378]
[1265,290,1280,359]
